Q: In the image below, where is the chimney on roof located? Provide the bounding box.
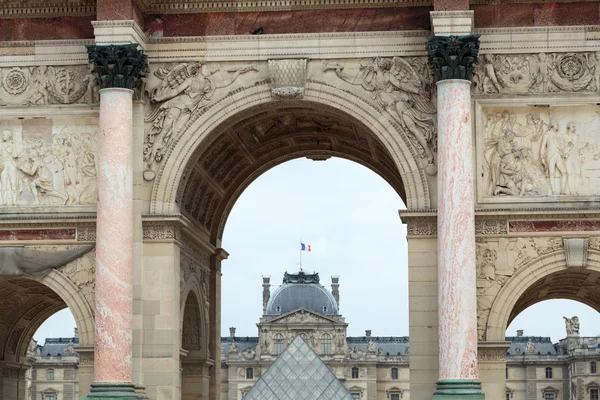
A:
[262,276,271,314]
[331,276,340,307]
[230,327,236,338]
[517,330,524,337]
[365,330,372,337]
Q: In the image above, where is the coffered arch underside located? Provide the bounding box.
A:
[150,81,431,238]
[0,266,95,363]
[485,250,600,342]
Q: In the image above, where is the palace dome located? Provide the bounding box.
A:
[265,271,339,316]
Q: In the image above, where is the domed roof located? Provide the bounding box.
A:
[266,271,339,316]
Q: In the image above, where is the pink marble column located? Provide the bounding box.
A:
[436,79,479,382]
[95,88,134,384]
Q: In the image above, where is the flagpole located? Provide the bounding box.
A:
[299,238,302,271]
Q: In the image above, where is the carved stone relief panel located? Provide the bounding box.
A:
[0,118,98,208]
[476,237,563,341]
[322,56,438,175]
[473,52,600,95]
[477,104,600,204]
[143,61,259,181]
[0,65,98,106]
[59,247,96,310]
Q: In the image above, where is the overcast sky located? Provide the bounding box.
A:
[36,157,599,344]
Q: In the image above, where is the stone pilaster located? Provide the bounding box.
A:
[209,249,228,400]
[426,34,483,400]
[85,44,146,400]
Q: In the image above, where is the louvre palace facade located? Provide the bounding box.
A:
[221,271,600,400]
[0,0,599,400]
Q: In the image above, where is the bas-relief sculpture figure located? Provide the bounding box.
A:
[0,245,94,276]
[563,316,580,336]
[143,62,257,181]
[473,52,600,94]
[324,57,438,175]
[0,120,98,207]
[481,106,600,201]
[476,237,564,340]
[0,65,99,106]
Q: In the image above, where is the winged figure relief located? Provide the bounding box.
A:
[324,57,437,175]
[143,62,257,180]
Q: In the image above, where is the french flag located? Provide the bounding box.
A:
[300,243,311,252]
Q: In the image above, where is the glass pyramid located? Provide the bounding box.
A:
[243,335,355,400]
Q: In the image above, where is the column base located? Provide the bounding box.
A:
[83,383,140,399]
[432,380,485,400]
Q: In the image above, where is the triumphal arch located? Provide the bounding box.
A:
[0,1,598,399]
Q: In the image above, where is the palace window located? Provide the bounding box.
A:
[47,368,54,380]
[273,333,284,355]
[351,393,360,400]
[390,394,400,400]
[506,367,509,379]
[591,389,599,400]
[321,333,332,355]
[592,361,597,374]
[246,368,253,379]
[351,367,359,379]
[506,394,510,400]
[386,387,403,399]
[391,368,398,380]
[545,367,553,379]
[544,394,555,400]
[45,396,55,400]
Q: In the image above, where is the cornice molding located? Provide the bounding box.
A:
[138,0,431,13]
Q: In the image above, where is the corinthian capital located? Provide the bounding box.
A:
[85,44,147,90]
[426,34,480,82]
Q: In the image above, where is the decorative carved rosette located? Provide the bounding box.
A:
[426,34,481,82]
[86,44,147,90]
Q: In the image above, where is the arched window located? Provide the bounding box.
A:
[246,368,253,379]
[273,333,284,355]
[545,367,553,379]
[351,367,359,379]
[592,361,597,374]
[391,367,398,380]
[321,333,332,355]
[46,368,54,380]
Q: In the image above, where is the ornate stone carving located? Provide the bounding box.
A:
[0,119,98,207]
[476,237,563,340]
[480,105,600,201]
[478,347,509,362]
[405,216,436,236]
[346,346,364,360]
[60,248,96,309]
[564,316,580,337]
[86,44,147,90]
[564,238,589,268]
[324,57,438,174]
[0,245,94,277]
[475,219,508,235]
[473,52,600,95]
[0,65,100,106]
[77,224,96,242]
[525,339,537,354]
[426,34,481,82]
[240,347,256,360]
[268,59,307,100]
[143,61,257,181]
[143,224,180,241]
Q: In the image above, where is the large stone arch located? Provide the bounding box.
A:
[150,80,431,240]
[485,249,600,342]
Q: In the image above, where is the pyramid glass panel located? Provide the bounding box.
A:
[242,336,354,400]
